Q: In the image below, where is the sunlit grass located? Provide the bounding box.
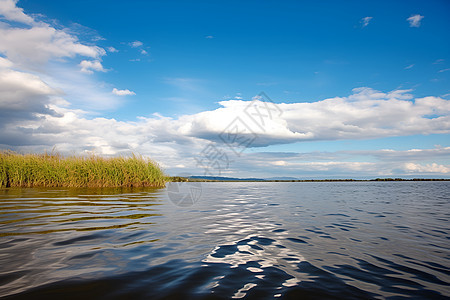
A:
[0,151,165,188]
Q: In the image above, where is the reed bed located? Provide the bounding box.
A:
[0,151,166,188]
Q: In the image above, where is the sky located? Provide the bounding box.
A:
[0,0,449,179]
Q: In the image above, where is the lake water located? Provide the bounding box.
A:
[0,182,449,299]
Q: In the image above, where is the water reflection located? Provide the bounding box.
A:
[203,234,303,298]
[0,182,449,299]
[0,187,165,297]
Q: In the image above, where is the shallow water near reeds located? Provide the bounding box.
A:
[0,182,449,299]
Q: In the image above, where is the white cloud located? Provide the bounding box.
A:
[350,147,450,162]
[438,68,450,73]
[404,163,449,174]
[112,88,135,96]
[107,46,118,53]
[2,85,450,177]
[0,67,59,114]
[0,1,448,178]
[4,87,450,149]
[272,161,376,172]
[361,16,372,27]
[239,146,450,177]
[404,64,414,69]
[0,66,63,150]
[127,41,147,55]
[0,0,34,24]
[407,14,424,27]
[79,60,106,74]
[0,1,120,113]
[165,88,450,146]
[0,0,105,70]
[130,40,143,48]
[0,24,105,69]
[205,35,214,39]
[0,56,13,68]
[40,64,122,111]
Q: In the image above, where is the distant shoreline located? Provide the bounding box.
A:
[1,151,448,188]
[170,176,450,182]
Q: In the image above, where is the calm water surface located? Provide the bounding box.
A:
[0,182,449,299]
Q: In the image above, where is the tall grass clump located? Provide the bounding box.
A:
[0,151,166,188]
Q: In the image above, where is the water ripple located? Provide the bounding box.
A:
[0,182,449,299]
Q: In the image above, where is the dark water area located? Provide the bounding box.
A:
[0,182,449,299]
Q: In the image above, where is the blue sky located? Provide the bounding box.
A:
[0,0,449,178]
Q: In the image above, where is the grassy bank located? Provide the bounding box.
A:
[0,151,166,188]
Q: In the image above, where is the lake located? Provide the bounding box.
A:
[0,182,449,299]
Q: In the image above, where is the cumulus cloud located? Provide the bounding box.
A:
[112,88,135,96]
[1,85,449,177]
[407,14,424,27]
[0,56,13,68]
[79,60,106,74]
[107,46,118,53]
[271,161,375,171]
[235,146,450,178]
[164,88,450,147]
[0,24,105,69]
[0,62,64,148]
[0,0,34,24]
[404,162,449,174]
[0,65,61,124]
[127,40,148,56]
[3,86,450,149]
[129,40,143,48]
[350,147,450,162]
[0,0,105,74]
[0,1,120,119]
[360,16,372,27]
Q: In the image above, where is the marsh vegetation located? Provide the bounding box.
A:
[0,151,165,188]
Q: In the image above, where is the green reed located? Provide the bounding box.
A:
[0,151,166,188]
